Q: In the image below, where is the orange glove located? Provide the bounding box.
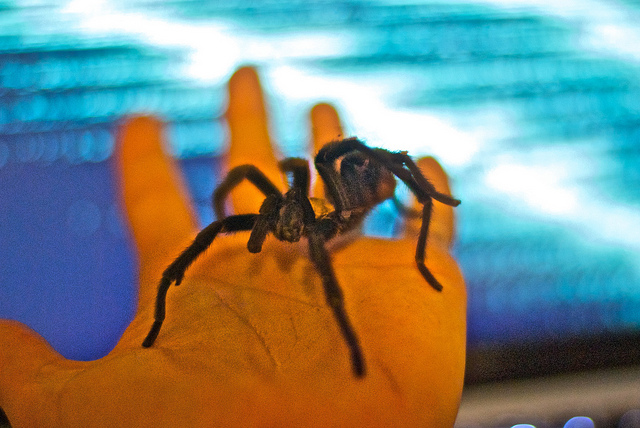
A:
[0,67,466,427]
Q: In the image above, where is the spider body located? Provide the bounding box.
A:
[142,137,461,378]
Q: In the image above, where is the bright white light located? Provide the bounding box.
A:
[584,23,640,62]
[59,2,353,83]
[268,66,481,166]
[485,163,578,215]
[60,2,243,82]
[596,206,640,252]
[483,157,640,257]
[63,0,107,14]
[362,109,480,167]
[243,33,353,62]
[59,0,482,167]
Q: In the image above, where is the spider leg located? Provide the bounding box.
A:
[316,138,461,207]
[213,164,282,219]
[247,213,272,253]
[414,198,443,291]
[390,151,461,207]
[314,162,350,211]
[278,157,310,196]
[356,151,448,290]
[314,138,366,210]
[142,214,258,348]
[317,138,456,293]
[307,230,365,377]
[315,137,411,211]
[372,151,456,291]
[314,137,367,161]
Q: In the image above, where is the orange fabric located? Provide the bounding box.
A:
[0,66,466,427]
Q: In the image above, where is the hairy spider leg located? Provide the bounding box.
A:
[316,138,460,292]
[142,214,258,348]
[414,199,443,291]
[307,229,365,377]
[315,137,399,211]
[278,158,311,196]
[247,194,281,253]
[316,138,460,208]
[289,182,365,377]
[388,151,461,207]
[373,157,454,290]
[213,164,282,219]
[385,151,461,291]
[313,162,349,211]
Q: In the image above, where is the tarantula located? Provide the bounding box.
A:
[142,137,461,377]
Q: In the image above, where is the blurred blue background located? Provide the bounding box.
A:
[1,0,640,377]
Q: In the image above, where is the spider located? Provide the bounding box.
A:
[142,137,461,378]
